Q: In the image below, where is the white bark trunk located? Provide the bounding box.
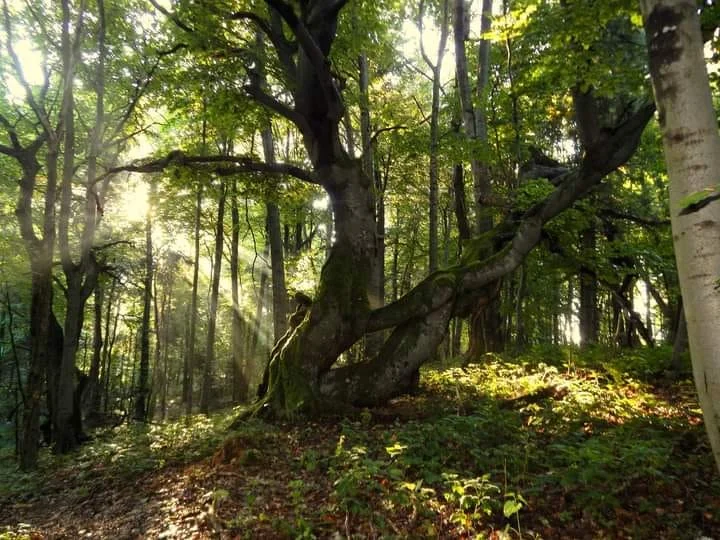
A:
[641,0,720,472]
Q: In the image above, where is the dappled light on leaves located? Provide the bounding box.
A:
[2,349,718,538]
[0,0,718,536]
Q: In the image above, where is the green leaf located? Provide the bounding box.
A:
[679,185,720,216]
[630,12,643,27]
[385,442,407,457]
[503,499,523,517]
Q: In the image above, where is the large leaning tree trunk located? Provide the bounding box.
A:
[117,0,655,419]
[640,0,720,473]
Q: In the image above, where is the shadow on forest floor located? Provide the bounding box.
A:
[1,346,719,539]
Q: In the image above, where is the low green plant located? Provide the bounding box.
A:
[442,473,500,530]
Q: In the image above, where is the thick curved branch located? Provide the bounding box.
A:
[307,0,350,25]
[599,102,656,172]
[232,10,297,79]
[368,101,656,332]
[107,151,318,184]
[321,302,454,406]
[264,0,342,115]
[243,85,307,130]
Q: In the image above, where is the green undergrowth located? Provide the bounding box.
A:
[0,406,250,502]
[317,347,715,538]
[1,347,718,539]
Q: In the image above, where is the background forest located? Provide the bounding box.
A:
[1,0,720,537]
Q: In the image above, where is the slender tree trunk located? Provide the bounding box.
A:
[359,52,385,358]
[391,207,400,302]
[134,182,154,421]
[421,0,450,273]
[249,243,270,360]
[454,0,494,233]
[150,267,163,420]
[200,182,227,413]
[265,189,289,343]
[253,32,289,344]
[454,0,504,356]
[230,179,249,402]
[101,281,117,413]
[157,273,171,421]
[185,184,202,415]
[579,227,598,347]
[514,265,527,351]
[452,317,463,357]
[670,300,688,371]
[641,0,720,472]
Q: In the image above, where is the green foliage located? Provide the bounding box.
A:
[442,473,500,525]
[515,178,555,211]
[0,408,244,501]
[2,350,718,538]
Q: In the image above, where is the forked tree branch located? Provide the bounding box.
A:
[231,10,297,79]
[264,0,343,116]
[243,85,307,130]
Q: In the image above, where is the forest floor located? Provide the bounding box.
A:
[1,347,719,539]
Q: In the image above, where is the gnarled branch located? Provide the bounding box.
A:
[232,10,297,79]
[368,100,656,333]
[264,0,343,117]
[107,151,318,184]
[243,85,307,130]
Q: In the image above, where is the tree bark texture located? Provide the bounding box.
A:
[641,0,720,472]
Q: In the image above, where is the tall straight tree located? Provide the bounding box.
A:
[229,179,249,402]
[200,181,227,414]
[453,0,493,233]
[453,0,503,357]
[359,52,385,358]
[254,31,289,343]
[134,181,155,421]
[640,0,720,472]
[86,283,104,415]
[419,0,450,274]
[184,182,202,415]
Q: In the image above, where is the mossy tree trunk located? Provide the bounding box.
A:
[118,0,656,419]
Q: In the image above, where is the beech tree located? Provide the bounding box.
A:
[640,0,720,472]
[117,0,655,419]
